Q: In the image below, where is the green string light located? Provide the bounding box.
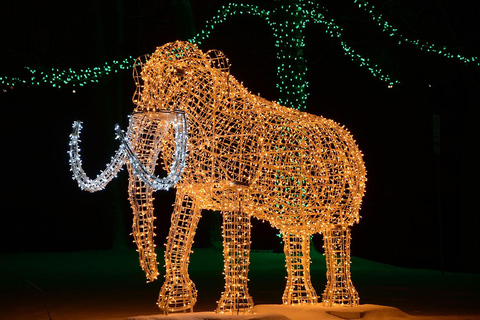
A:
[2,0,478,110]
[189,0,479,109]
[189,3,269,45]
[0,56,135,89]
[190,0,400,109]
[353,0,479,65]
[189,1,310,109]
[308,5,399,87]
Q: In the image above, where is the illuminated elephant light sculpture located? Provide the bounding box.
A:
[69,41,366,314]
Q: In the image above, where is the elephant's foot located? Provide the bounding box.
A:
[282,283,318,305]
[216,291,254,314]
[157,276,197,314]
[322,284,359,306]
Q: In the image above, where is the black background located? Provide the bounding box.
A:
[1,0,479,274]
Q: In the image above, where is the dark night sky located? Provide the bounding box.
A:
[1,0,479,273]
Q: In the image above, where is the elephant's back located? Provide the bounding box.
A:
[249,107,366,234]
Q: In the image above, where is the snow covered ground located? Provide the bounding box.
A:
[1,248,479,320]
[127,304,475,320]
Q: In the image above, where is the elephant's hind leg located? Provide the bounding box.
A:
[322,226,359,306]
[217,193,254,314]
[158,190,201,313]
[282,232,318,304]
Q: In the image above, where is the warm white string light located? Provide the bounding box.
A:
[124,41,366,314]
[323,227,359,306]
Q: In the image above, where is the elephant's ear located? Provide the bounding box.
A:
[206,49,230,73]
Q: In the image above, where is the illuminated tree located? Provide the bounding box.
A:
[3,0,478,112]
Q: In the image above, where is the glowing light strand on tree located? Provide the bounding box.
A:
[189,3,309,109]
[308,7,398,86]
[1,0,399,108]
[189,1,399,109]
[353,0,479,64]
[1,56,135,88]
[189,2,311,109]
[190,0,480,105]
[68,121,128,192]
[3,0,478,105]
[268,2,309,110]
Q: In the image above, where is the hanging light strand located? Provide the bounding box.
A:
[1,56,135,88]
[189,1,399,110]
[309,7,399,86]
[2,0,478,98]
[189,3,269,45]
[353,0,479,65]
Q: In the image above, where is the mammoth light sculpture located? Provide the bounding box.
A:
[69,41,366,315]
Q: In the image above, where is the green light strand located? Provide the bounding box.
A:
[189,3,270,45]
[268,1,310,110]
[353,0,479,65]
[190,1,311,110]
[2,0,478,104]
[309,6,399,85]
[1,56,135,89]
[189,0,398,110]
[189,3,308,109]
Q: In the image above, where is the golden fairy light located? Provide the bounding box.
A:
[131,41,366,313]
[70,40,366,315]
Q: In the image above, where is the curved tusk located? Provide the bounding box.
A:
[68,121,128,192]
[116,110,188,191]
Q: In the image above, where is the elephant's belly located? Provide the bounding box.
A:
[247,192,357,234]
[245,112,366,234]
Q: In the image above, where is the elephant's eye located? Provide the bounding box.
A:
[174,67,186,78]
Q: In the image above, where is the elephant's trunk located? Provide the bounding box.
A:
[68,121,129,192]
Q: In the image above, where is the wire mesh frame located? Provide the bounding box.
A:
[158,190,201,313]
[322,227,359,306]
[127,41,366,311]
[282,233,318,304]
[217,190,254,314]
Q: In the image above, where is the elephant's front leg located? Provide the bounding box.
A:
[128,173,159,282]
[158,190,201,313]
[322,226,359,306]
[217,193,254,314]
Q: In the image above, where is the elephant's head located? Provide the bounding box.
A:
[122,41,233,190]
[131,41,230,114]
[69,41,228,192]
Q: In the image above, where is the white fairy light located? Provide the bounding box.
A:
[117,110,188,191]
[69,110,187,193]
[68,108,188,282]
[68,121,127,192]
